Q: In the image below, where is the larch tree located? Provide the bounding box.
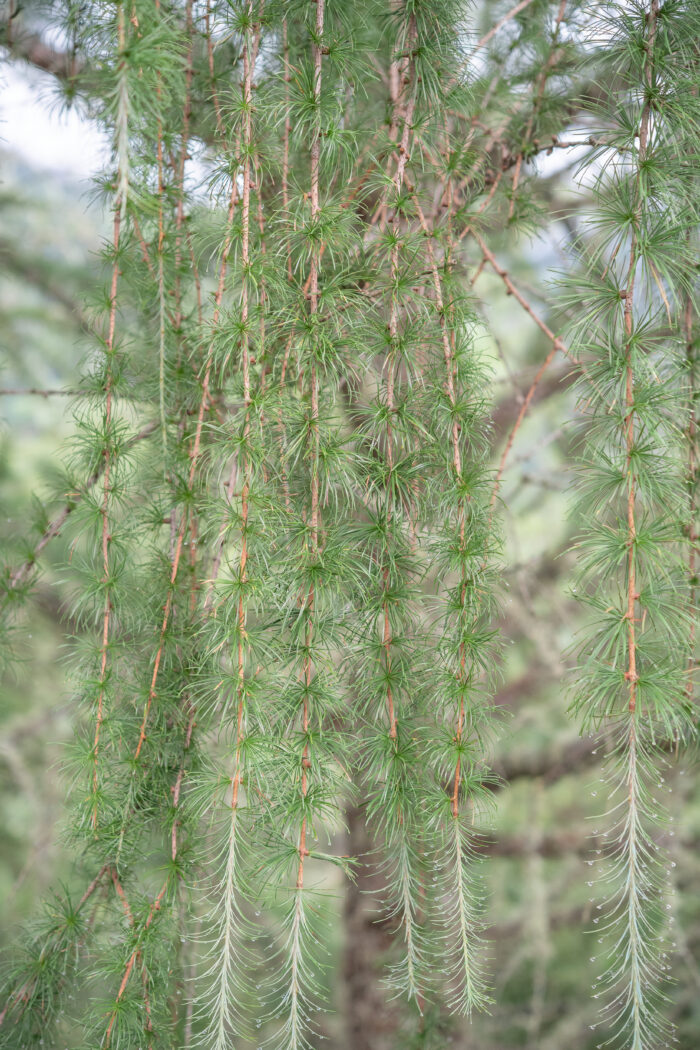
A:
[0,1,697,1050]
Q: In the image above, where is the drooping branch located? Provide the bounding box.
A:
[204,6,264,1046]
[470,0,537,58]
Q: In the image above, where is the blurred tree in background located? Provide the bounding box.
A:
[0,2,697,1049]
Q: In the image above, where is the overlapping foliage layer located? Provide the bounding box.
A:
[0,1,697,1048]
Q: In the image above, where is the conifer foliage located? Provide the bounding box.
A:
[563,3,699,1046]
[0,1,697,1048]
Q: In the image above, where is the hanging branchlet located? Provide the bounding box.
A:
[561,2,700,1045]
[389,0,505,1013]
[194,5,271,1047]
[685,262,698,708]
[351,2,436,1005]
[247,2,364,1047]
[90,0,128,833]
[409,179,498,1014]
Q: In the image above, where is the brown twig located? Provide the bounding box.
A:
[105,707,196,1045]
[507,0,567,220]
[408,185,469,815]
[470,231,570,507]
[470,0,537,57]
[132,158,242,763]
[622,0,658,715]
[104,876,171,1045]
[380,15,418,745]
[0,864,110,1029]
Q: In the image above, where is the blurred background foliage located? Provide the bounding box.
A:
[0,1,698,1048]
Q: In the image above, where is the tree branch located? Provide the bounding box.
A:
[1,28,82,78]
